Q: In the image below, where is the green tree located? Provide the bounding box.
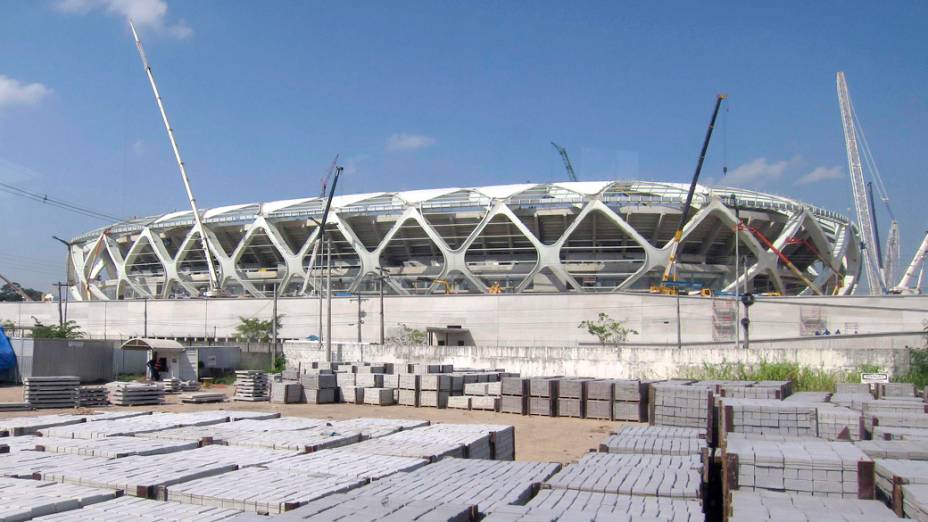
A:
[234,315,284,342]
[388,323,426,345]
[1,319,13,337]
[578,313,638,346]
[31,319,84,339]
[0,283,43,302]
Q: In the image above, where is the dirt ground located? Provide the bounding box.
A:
[0,384,626,463]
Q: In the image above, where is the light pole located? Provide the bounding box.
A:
[377,267,387,345]
[731,194,741,349]
[52,236,73,326]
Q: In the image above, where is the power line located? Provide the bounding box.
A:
[0,180,123,222]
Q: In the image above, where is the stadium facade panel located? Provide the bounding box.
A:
[66,181,861,300]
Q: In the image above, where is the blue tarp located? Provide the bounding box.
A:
[0,326,15,370]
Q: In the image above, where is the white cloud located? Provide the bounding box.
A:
[795,166,843,185]
[723,157,796,189]
[55,0,192,39]
[0,75,51,109]
[385,133,436,152]
[131,139,145,155]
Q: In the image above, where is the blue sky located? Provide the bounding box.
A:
[0,1,925,291]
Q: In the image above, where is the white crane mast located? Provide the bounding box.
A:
[896,231,928,293]
[129,21,220,294]
[884,221,901,287]
[836,72,885,294]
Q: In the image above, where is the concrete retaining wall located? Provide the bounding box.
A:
[284,332,925,380]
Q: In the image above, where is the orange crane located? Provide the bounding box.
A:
[784,237,843,294]
[741,224,823,296]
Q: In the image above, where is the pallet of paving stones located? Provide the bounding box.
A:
[329,417,429,439]
[867,411,928,436]
[179,391,226,403]
[832,392,879,410]
[529,378,559,417]
[784,391,832,403]
[484,490,705,521]
[161,377,182,393]
[163,466,368,514]
[38,445,297,498]
[363,387,395,406]
[107,382,165,406]
[77,386,109,407]
[856,439,928,460]
[727,489,900,521]
[347,424,513,461]
[818,405,866,441]
[271,381,303,403]
[344,457,561,515]
[34,435,200,458]
[264,447,429,480]
[878,382,917,399]
[721,433,875,503]
[717,381,791,400]
[649,383,714,436]
[0,450,107,479]
[32,495,244,521]
[874,459,928,516]
[24,376,81,408]
[598,434,708,457]
[39,411,232,439]
[0,475,120,521]
[500,377,529,415]
[544,452,704,499]
[212,428,364,452]
[234,371,270,401]
[229,493,476,521]
[873,425,928,440]
[0,413,86,436]
[718,398,819,439]
[0,402,32,412]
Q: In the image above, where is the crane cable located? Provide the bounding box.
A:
[0,180,124,222]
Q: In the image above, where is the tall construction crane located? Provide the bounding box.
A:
[661,94,726,283]
[0,272,34,302]
[130,22,221,297]
[550,142,579,182]
[836,72,886,294]
[894,231,928,294]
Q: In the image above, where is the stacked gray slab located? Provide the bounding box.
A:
[420,375,451,408]
[399,374,420,407]
[271,381,303,404]
[108,382,164,406]
[500,377,528,415]
[879,382,917,399]
[382,373,400,404]
[614,379,650,421]
[301,373,336,404]
[557,379,587,418]
[233,371,269,401]
[77,387,109,407]
[529,377,558,416]
[24,376,80,409]
[650,383,713,437]
[585,379,616,420]
[336,372,362,403]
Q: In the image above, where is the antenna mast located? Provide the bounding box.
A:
[129,21,220,294]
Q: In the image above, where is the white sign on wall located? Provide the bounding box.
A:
[860,373,889,384]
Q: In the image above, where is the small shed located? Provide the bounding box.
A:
[120,338,197,381]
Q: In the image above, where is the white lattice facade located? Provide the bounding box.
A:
[65,181,861,300]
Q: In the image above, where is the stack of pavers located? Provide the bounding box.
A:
[300,372,336,404]
[873,459,928,516]
[718,398,819,440]
[179,391,225,404]
[24,376,80,409]
[831,382,876,410]
[650,382,714,438]
[336,368,363,404]
[613,379,651,421]
[545,452,704,500]
[500,376,529,415]
[107,382,164,406]
[722,433,875,503]
[348,423,515,461]
[420,373,450,408]
[529,377,559,416]
[717,380,793,400]
[270,379,302,404]
[0,475,121,520]
[556,378,588,418]
[599,425,708,457]
[878,382,917,400]
[728,489,899,521]
[161,377,181,393]
[485,489,705,521]
[357,368,394,406]
[77,386,109,407]
[234,370,270,402]
[459,379,502,411]
[398,372,420,407]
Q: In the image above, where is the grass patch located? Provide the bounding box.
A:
[681,360,886,392]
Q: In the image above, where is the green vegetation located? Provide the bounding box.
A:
[116,373,146,382]
[272,354,287,373]
[212,373,237,385]
[578,313,638,345]
[895,347,928,387]
[388,324,426,345]
[234,315,284,343]
[31,319,84,339]
[0,283,43,302]
[682,360,888,392]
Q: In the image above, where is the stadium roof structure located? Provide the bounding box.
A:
[66,181,860,300]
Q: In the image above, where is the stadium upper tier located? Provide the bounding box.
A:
[66,181,861,300]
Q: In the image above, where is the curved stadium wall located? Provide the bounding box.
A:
[66,181,861,300]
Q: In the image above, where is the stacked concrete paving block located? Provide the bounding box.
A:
[722,433,875,501]
[396,374,419,407]
[598,426,708,458]
[179,391,226,403]
[329,417,429,439]
[345,457,560,515]
[902,484,928,520]
[34,496,245,521]
[420,374,451,408]
[34,435,200,458]
[363,387,395,406]
[874,426,928,440]
[856,439,928,460]
[818,406,865,441]
[500,377,528,415]
[529,377,558,416]
[613,379,650,421]
[348,423,514,461]
[838,383,875,395]
[484,489,704,521]
[879,382,917,399]
[301,373,336,404]
[650,383,713,437]
[584,379,615,420]
[719,381,790,400]
[77,387,109,407]
[234,371,270,401]
[0,476,120,521]
[556,378,587,418]
[728,489,899,521]
[265,448,429,480]
[336,372,360,404]
[24,376,80,408]
[874,459,928,516]
[0,414,86,437]
[107,382,165,406]
[784,390,832,402]
[719,398,819,439]
[271,381,303,403]
[356,373,384,388]
[545,452,704,499]
[447,395,471,410]
[252,493,475,521]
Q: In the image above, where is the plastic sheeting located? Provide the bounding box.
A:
[0,326,15,370]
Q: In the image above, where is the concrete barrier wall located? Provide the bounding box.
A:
[284,332,925,380]
[3,293,927,347]
[29,339,117,383]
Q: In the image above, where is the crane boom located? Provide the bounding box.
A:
[661,94,726,282]
[0,272,34,302]
[836,72,885,294]
[550,142,578,182]
[130,22,220,295]
[896,231,928,293]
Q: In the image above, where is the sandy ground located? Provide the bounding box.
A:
[0,384,625,463]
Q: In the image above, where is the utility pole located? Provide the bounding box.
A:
[379,268,386,345]
[318,238,324,344]
[326,236,333,361]
[356,293,363,342]
[143,297,148,337]
[675,291,682,350]
[731,194,741,349]
[53,283,64,327]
